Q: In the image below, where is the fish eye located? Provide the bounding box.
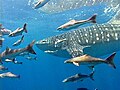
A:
[42,40,47,42]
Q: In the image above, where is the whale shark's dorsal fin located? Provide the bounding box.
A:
[109,20,120,24]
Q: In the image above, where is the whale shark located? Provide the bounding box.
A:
[35,0,120,14]
[36,20,120,58]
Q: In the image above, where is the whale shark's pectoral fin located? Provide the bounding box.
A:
[66,41,90,58]
[73,62,79,66]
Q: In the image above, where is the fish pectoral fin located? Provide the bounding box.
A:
[70,20,76,22]
[73,62,79,66]
[88,66,95,70]
[80,79,84,81]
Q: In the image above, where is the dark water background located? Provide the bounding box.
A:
[0,0,120,90]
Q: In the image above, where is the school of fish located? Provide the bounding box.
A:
[1,0,120,90]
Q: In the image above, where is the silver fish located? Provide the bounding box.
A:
[0,40,36,64]
[57,14,97,31]
[36,21,120,58]
[13,35,24,46]
[25,56,37,60]
[0,24,11,35]
[5,58,22,64]
[0,72,20,78]
[62,71,94,83]
[0,65,8,71]
[64,52,116,69]
[34,0,50,9]
[9,23,27,37]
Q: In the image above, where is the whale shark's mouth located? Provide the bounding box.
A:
[35,40,55,51]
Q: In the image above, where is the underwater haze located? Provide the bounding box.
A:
[0,0,120,90]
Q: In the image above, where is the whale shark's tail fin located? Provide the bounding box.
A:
[88,14,97,23]
[23,23,27,33]
[105,52,116,69]
[26,40,36,55]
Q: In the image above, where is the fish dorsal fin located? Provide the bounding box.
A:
[73,62,79,66]
[88,66,95,70]
[16,27,21,31]
[6,72,12,75]
[84,54,89,56]
[76,73,80,76]
[69,20,76,23]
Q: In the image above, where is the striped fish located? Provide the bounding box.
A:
[36,21,120,58]
[0,40,36,64]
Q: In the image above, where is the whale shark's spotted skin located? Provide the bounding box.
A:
[36,23,120,58]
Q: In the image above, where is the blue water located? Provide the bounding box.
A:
[0,0,120,90]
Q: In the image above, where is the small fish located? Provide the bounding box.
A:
[44,50,58,53]
[0,65,8,71]
[0,24,11,35]
[13,35,24,46]
[1,28,12,35]
[5,58,22,64]
[0,72,20,78]
[25,56,37,60]
[19,52,29,57]
[62,71,94,83]
[0,40,36,64]
[34,0,50,9]
[57,14,97,30]
[64,52,116,69]
[9,23,27,37]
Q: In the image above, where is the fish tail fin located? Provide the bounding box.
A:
[26,40,36,54]
[105,52,116,69]
[21,35,24,42]
[89,70,95,81]
[17,75,20,78]
[23,23,27,33]
[88,14,97,23]
[12,58,16,62]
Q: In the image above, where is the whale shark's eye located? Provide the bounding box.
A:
[42,40,47,42]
